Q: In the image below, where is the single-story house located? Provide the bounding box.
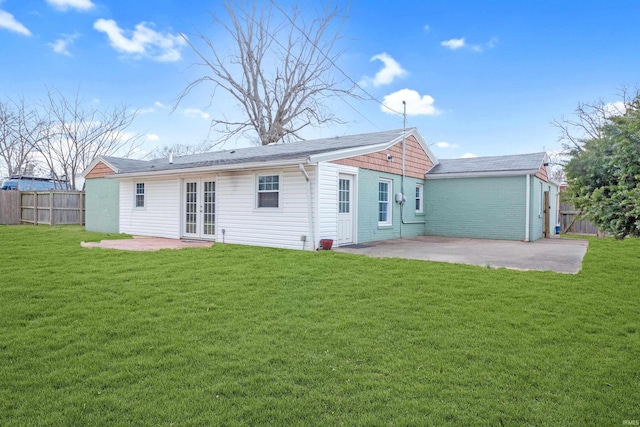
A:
[82,128,558,250]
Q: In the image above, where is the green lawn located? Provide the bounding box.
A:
[0,226,638,426]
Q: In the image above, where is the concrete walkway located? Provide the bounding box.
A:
[81,236,214,251]
[334,236,589,274]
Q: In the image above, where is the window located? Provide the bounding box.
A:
[257,175,280,208]
[415,184,424,213]
[378,179,392,226]
[339,178,350,213]
[135,183,145,208]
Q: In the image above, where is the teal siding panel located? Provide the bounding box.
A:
[356,169,425,243]
[425,176,526,240]
[530,177,544,241]
[85,178,119,233]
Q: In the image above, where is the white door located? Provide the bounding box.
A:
[183,179,216,239]
[337,174,354,245]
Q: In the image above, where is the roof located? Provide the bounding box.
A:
[83,128,437,178]
[426,152,548,178]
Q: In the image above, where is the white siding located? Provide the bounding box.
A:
[119,178,180,238]
[316,162,358,245]
[216,166,316,251]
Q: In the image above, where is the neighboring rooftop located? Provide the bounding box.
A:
[428,152,547,176]
[98,128,415,175]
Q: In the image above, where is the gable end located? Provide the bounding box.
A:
[331,135,434,179]
[85,161,117,179]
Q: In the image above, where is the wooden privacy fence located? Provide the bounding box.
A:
[0,190,85,226]
[0,190,20,224]
[559,201,598,234]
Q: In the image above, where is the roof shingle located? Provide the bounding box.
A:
[428,152,546,176]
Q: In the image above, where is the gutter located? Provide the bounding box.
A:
[425,169,541,180]
[106,158,308,179]
[299,164,316,251]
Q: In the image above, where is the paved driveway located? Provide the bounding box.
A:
[334,236,589,274]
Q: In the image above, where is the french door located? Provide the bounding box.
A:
[183,178,216,239]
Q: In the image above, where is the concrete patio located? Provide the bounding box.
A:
[81,236,214,251]
[334,236,589,274]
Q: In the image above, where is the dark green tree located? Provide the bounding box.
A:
[564,96,640,239]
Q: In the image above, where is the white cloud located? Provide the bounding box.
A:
[604,101,626,117]
[441,38,465,50]
[442,36,498,52]
[461,153,477,158]
[0,10,31,36]
[436,141,458,148]
[360,52,407,87]
[423,24,430,32]
[184,108,210,120]
[146,133,160,141]
[381,88,440,116]
[137,107,155,114]
[93,18,186,62]
[45,0,94,11]
[154,101,168,109]
[48,33,79,56]
[486,37,498,49]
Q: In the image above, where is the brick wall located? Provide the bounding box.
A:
[425,176,527,241]
[356,169,426,244]
[332,135,434,179]
[85,161,116,179]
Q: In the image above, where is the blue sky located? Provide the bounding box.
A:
[1,0,639,160]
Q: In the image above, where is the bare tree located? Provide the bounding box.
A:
[552,87,639,152]
[0,98,43,177]
[37,90,140,189]
[177,0,353,146]
[147,141,216,159]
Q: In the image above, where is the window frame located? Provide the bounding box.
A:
[415,183,424,214]
[135,182,145,208]
[338,177,351,214]
[378,178,392,226]
[256,173,281,209]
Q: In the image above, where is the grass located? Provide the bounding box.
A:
[0,226,638,426]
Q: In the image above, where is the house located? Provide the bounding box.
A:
[82,128,558,249]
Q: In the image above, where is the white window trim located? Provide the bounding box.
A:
[378,178,392,227]
[415,183,424,214]
[135,182,145,209]
[255,173,282,210]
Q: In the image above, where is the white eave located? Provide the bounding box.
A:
[106,157,308,179]
[425,169,541,179]
[308,128,439,165]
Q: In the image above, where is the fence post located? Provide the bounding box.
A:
[50,192,54,226]
[17,191,21,224]
[33,192,38,225]
[79,191,84,226]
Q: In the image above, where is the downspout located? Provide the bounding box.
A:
[525,174,531,241]
[299,163,316,250]
[400,101,425,226]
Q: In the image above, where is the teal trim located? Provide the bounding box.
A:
[356,169,425,243]
[425,176,527,240]
[85,178,119,233]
